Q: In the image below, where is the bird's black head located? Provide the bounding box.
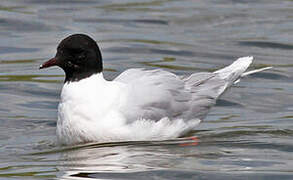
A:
[40,34,103,82]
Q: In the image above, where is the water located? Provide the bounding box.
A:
[0,0,293,179]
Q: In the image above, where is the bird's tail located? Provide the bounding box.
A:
[182,56,271,120]
[214,56,272,84]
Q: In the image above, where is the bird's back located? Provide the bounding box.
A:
[115,56,256,123]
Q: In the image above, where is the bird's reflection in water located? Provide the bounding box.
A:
[57,138,200,179]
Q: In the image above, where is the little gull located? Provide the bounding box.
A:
[40,34,271,145]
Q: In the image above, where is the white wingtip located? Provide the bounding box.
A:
[213,56,272,85]
[214,56,254,80]
[232,56,253,69]
[241,66,273,77]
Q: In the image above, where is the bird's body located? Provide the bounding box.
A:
[40,34,271,145]
[57,57,259,145]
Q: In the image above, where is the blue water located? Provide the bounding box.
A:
[0,0,293,179]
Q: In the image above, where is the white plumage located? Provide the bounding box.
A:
[56,56,270,145]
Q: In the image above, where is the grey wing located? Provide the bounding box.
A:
[180,57,257,119]
[114,68,227,122]
[114,68,191,122]
[178,56,259,119]
[181,72,227,119]
[114,57,265,122]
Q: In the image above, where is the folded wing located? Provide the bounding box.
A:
[114,56,269,123]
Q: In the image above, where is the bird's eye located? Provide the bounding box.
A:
[77,53,86,60]
[67,60,73,66]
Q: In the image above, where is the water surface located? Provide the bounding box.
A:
[0,0,293,179]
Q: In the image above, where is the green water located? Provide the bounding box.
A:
[0,0,293,179]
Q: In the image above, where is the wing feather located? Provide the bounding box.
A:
[115,69,190,122]
[114,56,259,123]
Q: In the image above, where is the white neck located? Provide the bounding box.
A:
[61,73,105,100]
[57,72,125,144]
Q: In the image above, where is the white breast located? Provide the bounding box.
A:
[56,73,127,144]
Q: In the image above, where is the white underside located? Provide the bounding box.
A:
[57,115,201,144]
[56,56,269,145]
